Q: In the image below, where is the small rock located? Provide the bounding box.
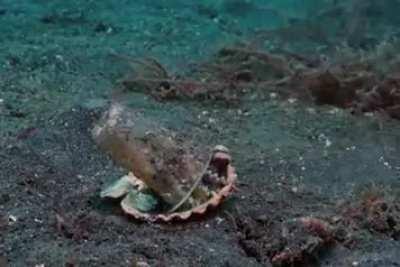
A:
[270,92,278,99]
[8,215,17,224]
[325,139,332,147]
[94,22,114,34]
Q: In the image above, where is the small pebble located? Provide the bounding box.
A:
[8,215,17,224]
[215,217,224,224]
[325,139,332,147]
[328,108,340,114]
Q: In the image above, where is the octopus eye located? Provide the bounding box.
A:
[159,81,170,90]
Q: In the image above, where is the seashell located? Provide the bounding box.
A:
[96,103,237,221]
[120,157,236,222]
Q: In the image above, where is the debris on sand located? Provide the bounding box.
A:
[338,188,400,240]
[237,215,336,267]
[115,40,400,120]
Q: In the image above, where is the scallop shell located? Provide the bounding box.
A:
[120,155,237,222]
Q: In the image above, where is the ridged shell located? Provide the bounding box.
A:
[120,165,236,222]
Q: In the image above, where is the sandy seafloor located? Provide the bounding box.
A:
[1,1,400,266]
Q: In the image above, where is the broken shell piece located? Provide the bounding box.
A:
[121,190,158,213]
[100,172,146,199]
